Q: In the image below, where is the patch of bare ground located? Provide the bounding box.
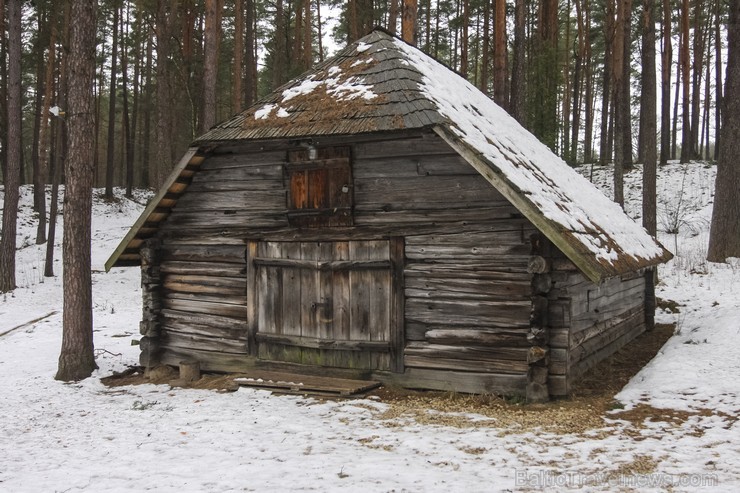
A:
[101,366,240,392]
[102,321,734,435]
[371,323,678,434]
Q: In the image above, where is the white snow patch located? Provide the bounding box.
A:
[356,42,371,52]
[280,69,376,103]
[276,107,290,118]
[254,103,276,120]
[282,76,324,102]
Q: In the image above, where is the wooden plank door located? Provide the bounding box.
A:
[247,240,402,371]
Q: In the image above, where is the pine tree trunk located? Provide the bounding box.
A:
[0,0,5,182]
[460,0,469,77]
[155,0,173,186]
[273,0,287,88]
[660,0,672,165]
[233,0,244,113]
[105,3,119,200]
[480,0,490,92]
[45,1,69,278]
[707,0,740,262]
[317,0,325,62]
[121,5,134,198]
[141,29,153,187]
[613,0,633,206]
[642,0,658,236]
[402,0,418,45]
[56,0,98,382]
[510,0,526,123]
[202,0,222,133]
[493,0,507,106]
[31,11,44,213]
[37,19,57,245]
[714,0,723,160]
[690,0,706,158]
[0,0,22,293]
[600,0,615,164]
[680,0,691,162]
[425,0,432,51]
[389,0,399,35]
[583,0,595,163]
[245,0,257,104]
[304,0,312,69]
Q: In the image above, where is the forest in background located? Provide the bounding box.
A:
[0,0,728,195]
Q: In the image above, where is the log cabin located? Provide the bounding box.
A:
[106,29,672,401]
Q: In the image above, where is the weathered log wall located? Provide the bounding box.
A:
[546,251,647,396]
[146,130,540,395]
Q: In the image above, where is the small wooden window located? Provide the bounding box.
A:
[286,146,353,228]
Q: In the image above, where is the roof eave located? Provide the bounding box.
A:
[105,147,206,271]
[432,125,669,284]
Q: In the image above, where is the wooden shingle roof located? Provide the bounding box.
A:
[107,29,672,281]
[194,30,443,143]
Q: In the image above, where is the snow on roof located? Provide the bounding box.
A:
[110,29,671,279]
[386,37,672,280]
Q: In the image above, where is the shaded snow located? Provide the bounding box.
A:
[0,161,738,491]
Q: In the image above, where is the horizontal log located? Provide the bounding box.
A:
[160,244,246,263]
[173,190,286,212]
[158,347,256,373]
[354,206,522,224]
[403,266,530,281]
[187,179,284,193]
[423,328,529,347]
[570,305,644,347]
[405,244,530,260]
[570,298,644,331]
[404,354,529,374]
[163,274,246,296]
[200,151,287,169]
[254,258,391,271]
[160,329,248,354]
[164,291,247,307]
[353,155,477,179]
[162,211,287,230]
[161,308,247,330]
[192,163,283,181]
[570,308,646,363]
[570,321,646,382]
[375,367,528,395]
[161,320,246,341]
[404,229,527,246]
[255,333,390,351]
[405,341,528,361]
[163,297,248,319]
[160,261,245,277]
[405,277,531,300]
[406,299,531,328]
[353,134,456,159]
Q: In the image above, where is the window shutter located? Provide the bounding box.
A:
[286,147,353,228]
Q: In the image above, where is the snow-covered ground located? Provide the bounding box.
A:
[0,162,738,492]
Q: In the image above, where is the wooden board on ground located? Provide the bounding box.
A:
[233,370,381,396]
